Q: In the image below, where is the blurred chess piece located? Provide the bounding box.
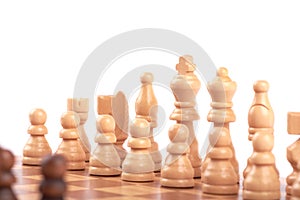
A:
[67,98,91,162]
[89,115,121,176]
[40,154,67,200]
[161,124,194,188]
[56,111,85,170]
[135,72,162,172]
[170,55,201,178]
[0,147,17,200]
[23,108,52,165]
[122,118,155,182]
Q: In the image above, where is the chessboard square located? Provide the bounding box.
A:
[95,185,169,196]
[67,190,121,199]
[17,193,40,200]
[136,191,202,200]
[16,177,40,185]
[69,178,132,189]
[65,173,98,182]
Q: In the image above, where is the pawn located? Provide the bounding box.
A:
[122,118,155,182]
[201,127,238,195]
[40,155,67,200]
[243,131,280,199]
[0,147,17,200]
[89,115,121,176]
[161,124,194,188]
[56,111,85,170]
[23,108,52,165]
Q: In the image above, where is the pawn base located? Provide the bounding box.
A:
[243,190,280,200]
[121,172,154,182]
[161,178,194,188]
[89,167,121,176]
[202,183,239,195]
[67,161,85,171]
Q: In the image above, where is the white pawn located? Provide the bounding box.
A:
[23,108,52,165]
[56,111,85,170]
[89,115,121,176]
[243,131,280,199]
[161,124,194,188]
[122,118,155,182]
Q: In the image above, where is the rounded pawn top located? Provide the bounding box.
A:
[209,127,231,147]
[168,124,189,143]
[140,72,153,84]
[60,111,80,129]
[252,131,274,152]
[253,80,269,93]
[217,67,228,77]
[29,108,47,125]
[130,118,150,138]
[96,114,115,133]
[41,155,67,179]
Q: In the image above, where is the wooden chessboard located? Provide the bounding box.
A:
[12,159,286,200]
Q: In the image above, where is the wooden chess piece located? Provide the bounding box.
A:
[89,115,121,176]
[135,72,162,172]
[0,147,17,200]
[23,108,52,165]
[161,124,194,188]
[40,154,67,200]
[67,98,91,162]
[56,111,85,170]
[121,118,155,182]
[170,55,201,178]
[98,91,129,164]
[243,80,275,179]
[202,127,238,194]
[243,131,280,200]
[286,112,300,196]
[291,161,300,199]
[202,67,239,182]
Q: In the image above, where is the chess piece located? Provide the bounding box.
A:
[135,72,162,172]
[243,131,280,199]
[0,147,17,200]
[161,124,194,188]
[201,127,238,194]
[23,108,52,165]
[67,98,91,162]
[56,111,85,170]
[98,91,129,164]
[170,55,201,178]
[202,67,239,182]
[121,118,155,182]
[40,154,67,200]
[291,162,300,199]
[89,115,121,176]
[243,80,275,179]
[286,112,300,196]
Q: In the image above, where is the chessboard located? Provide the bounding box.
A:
[12,158,286,200]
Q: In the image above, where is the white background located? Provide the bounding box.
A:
[1,0,300,178]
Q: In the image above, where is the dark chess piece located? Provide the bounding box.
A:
[40,155,67,200]
[0,147,17,200]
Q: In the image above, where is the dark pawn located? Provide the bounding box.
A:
[0,147,17,200]
[40,155,67,200]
